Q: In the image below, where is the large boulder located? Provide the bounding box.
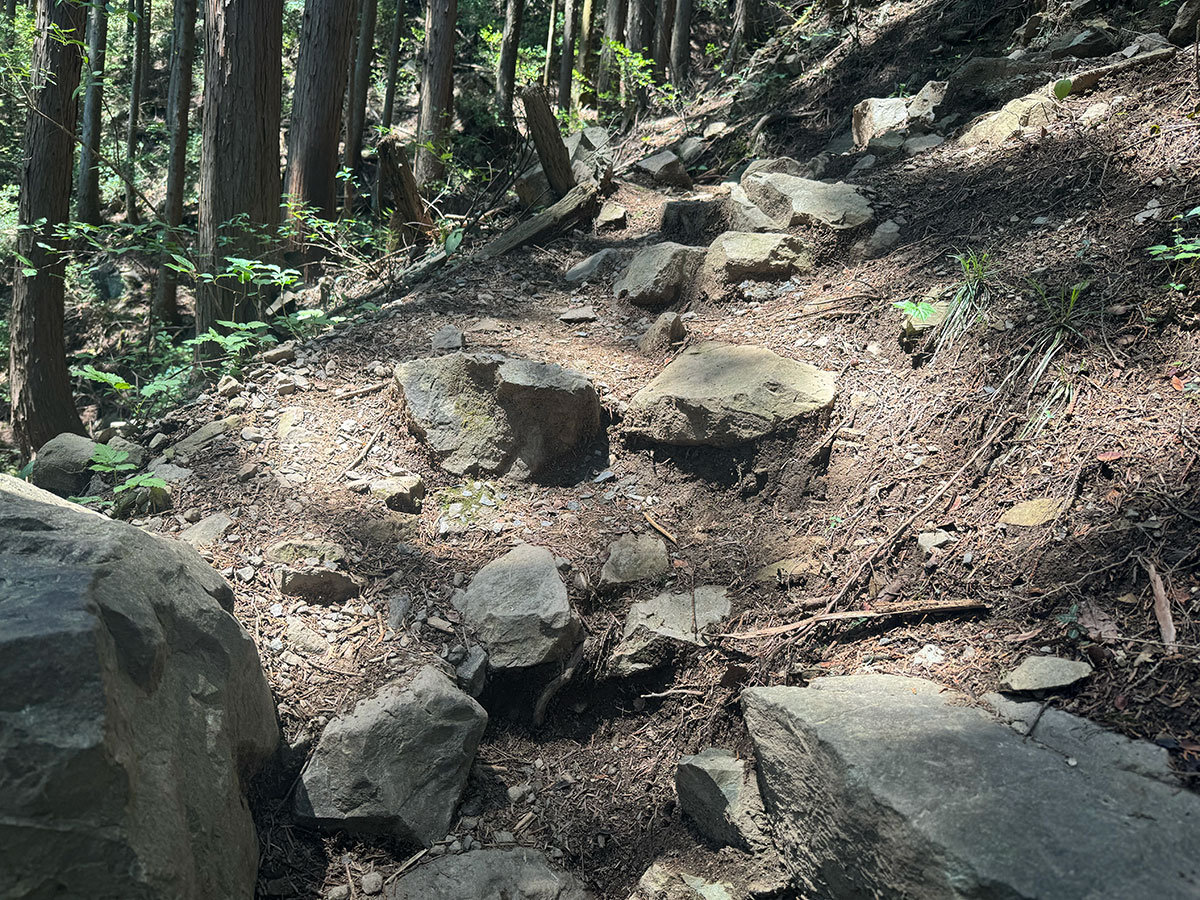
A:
[609,586,730,676]
[851,97,910,147]
[453,544,583,670]
[624,343,836,448]
[960,91,1057,146]
[394,353,601,480]
[293,666,486,846]
[614,242,707,307]
[742,674,1200,899]
[725,183,782,232]
[1169,0,1200,46]
[705,231,812,281]
[636,150,692,188]
[28,432,99,497]
[0,476,278,900]
[386,848,592,899]
[741,173,873,230]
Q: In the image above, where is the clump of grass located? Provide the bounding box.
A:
[931,249,996,361]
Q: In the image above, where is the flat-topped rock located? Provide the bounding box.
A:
[614,242,706,307]
[386,848,591,899]
[636,150,692,188]
[1002,656,1093,693]
[741,173,873,230]
[599,532,670,586]
[705,231,812,281]
[742,674,1200,899]
[394,353,601,480]
[624,343,835,447]
[610,586,729,676]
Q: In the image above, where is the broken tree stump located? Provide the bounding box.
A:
[520,85,576,199]
[378,132,436,247]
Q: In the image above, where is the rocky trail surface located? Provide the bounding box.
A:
[6,2,1200,897]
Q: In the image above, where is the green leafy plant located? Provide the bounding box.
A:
[113,472,168,494]
[1148,206,1200,292]
[1053,78,1073,101]
[88,445,137,476]
[893,298,936,320]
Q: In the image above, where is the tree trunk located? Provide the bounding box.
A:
[196,0,283,334]
[154,0,196,325]
[670,0,690,86]
[727,0,757,70]
[495,0,524,121]
[10,0,88,454]
[521,85,574,198]
[412,0,456,186]
[377,131,433,247]
[343,0,377,210]
[75,0,108,224]
[125,0,146,224]
[624,0,651,105]
[652,0,673,81]
[285,0,356,218]
[541,0,556,87]
[594,0,624,102]
[574,0,594,105]
[380,1,404,130]
[556,0,576,111]
[139,0,152,96]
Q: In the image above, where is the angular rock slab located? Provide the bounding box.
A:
[610,586,729,676]
[0,475,278,900]
[294,666,487,846]
[386,848,592,899]
[676,748,771,850]
[624,343,836,448]
[394,353,601,480]
[1002,655,1092,692]
[705,231,812,281]
[614,242,706,307]
[742,674,1200,899]
[599,532,670,586]
[742,173,873,230]
[453,544,583,670]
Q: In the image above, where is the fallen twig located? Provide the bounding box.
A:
[334,381,389,401]
[344,425,386,476]
[643,511,677,544]
[1145,561,1177,653]
[720,599,988,640]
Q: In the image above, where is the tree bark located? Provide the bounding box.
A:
[541,0,556,87]
[670,0,690,86]
[624,0,651,105]
[652,0,673,81]
[727,0,757,70]
[75,0,108,224]
[574,0,594,105]
[380,1,404,130]
[125,0,147,224]
[196,0,283,334]
[521,84,574,198]
[10,0,88,453]
[594,0,624,102]
[284,0,356,218]
[377,131,433,247]
[556,0,576,111]
[154,0,196,325]
[412,0,456,186]
[343,0,377,209]
[495,0,524,121]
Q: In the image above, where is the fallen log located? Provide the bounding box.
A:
[477,182,599,259]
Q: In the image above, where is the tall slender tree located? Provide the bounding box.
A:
[594,0,624,102]
[75,0,108,224]
[412,0,456,186]
[556,0,576,111]
[541,0,556,87]
[125,0,147,224]
[196,0,283,333]
[670,0,691,86]
[343,0,377,206]
[380,0,405,131]
[10,0,88,453]
[494,0,524,121]
[727,0,758,70]
[285,0,356,218]
[154,0,196,324]
[574,0,594,106]
[624,0,651,105]
[652,0,673,81]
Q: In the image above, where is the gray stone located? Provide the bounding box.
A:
[636,150,692,188]
[432,325,466,355]
[633,863,735,900]
[638,312,686,353]
[675,748,770,850]
[453,544,583,670]
[0,476,277,900]
[1048,26,1117,59]
[361,871,385,895]
[386,848,591,899]
[1169,0,1199,46]
[903,133,944,155]
[294,667,486,846]
[597,201,628,229]
[170,416,239,457]
[180,511,234,548]
[705,231,812,281]
[265,538,348,565]
[852,96,909,147]
[456,645,489,696]
[277,407,307,440]
[906,80,947,126]
[614,243,706,308]
[286,616,330,655]
[276,567,361,603]
[515,165,554,208]
[370,475,427,513]
[108,435,147,468]
[741,674,1200,899]
[703,121,726,139]
[565,248,621,283]
[262,342,296,364]
[29,432,99,497]
[625,343,836,448]
[558,305,598,323]
[678,136,705,163]
[394,353,601,480]
[217,374,242,397]
[864,219,901,257]
[742,157,809,180]
[609,586,729,676]
[742,173,873,230]
[1001,655,1093,693]
[599,533,669,586]
[725,183,782,232]
[148,456,193,484]
[917,529,953,553]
